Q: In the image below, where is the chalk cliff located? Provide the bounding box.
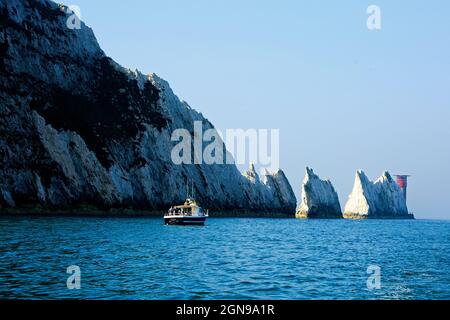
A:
[344,170,414,219]
[295,167,342,219]
[0,0,296,214]
[242,165,297,214]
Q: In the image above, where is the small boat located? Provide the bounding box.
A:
[164,197,209,226]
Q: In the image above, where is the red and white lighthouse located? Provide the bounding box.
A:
[394,175,410,202]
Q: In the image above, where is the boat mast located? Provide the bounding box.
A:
[186,180,189,198]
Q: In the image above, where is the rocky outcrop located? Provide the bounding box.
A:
[242,164,297,214]
[0,0,296,214]
[344,170,414,219]
[295,167,342,219]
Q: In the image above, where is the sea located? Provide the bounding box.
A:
[0,217,449,300]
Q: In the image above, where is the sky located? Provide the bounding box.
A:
[60,0,450,219]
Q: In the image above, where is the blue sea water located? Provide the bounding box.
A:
[0,217,449,300]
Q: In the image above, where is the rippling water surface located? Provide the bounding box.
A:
[0,217,449,299]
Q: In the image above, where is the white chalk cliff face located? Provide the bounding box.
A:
[243,165,297,214]
[344,170,413,219]
[295,168,342,218]
[0,0,296,214]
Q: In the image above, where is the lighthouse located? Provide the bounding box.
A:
[394,175,410,202]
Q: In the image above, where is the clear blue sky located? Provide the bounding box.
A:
[60,0,450,219]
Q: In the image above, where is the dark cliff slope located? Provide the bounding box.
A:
[0,0,296,214]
